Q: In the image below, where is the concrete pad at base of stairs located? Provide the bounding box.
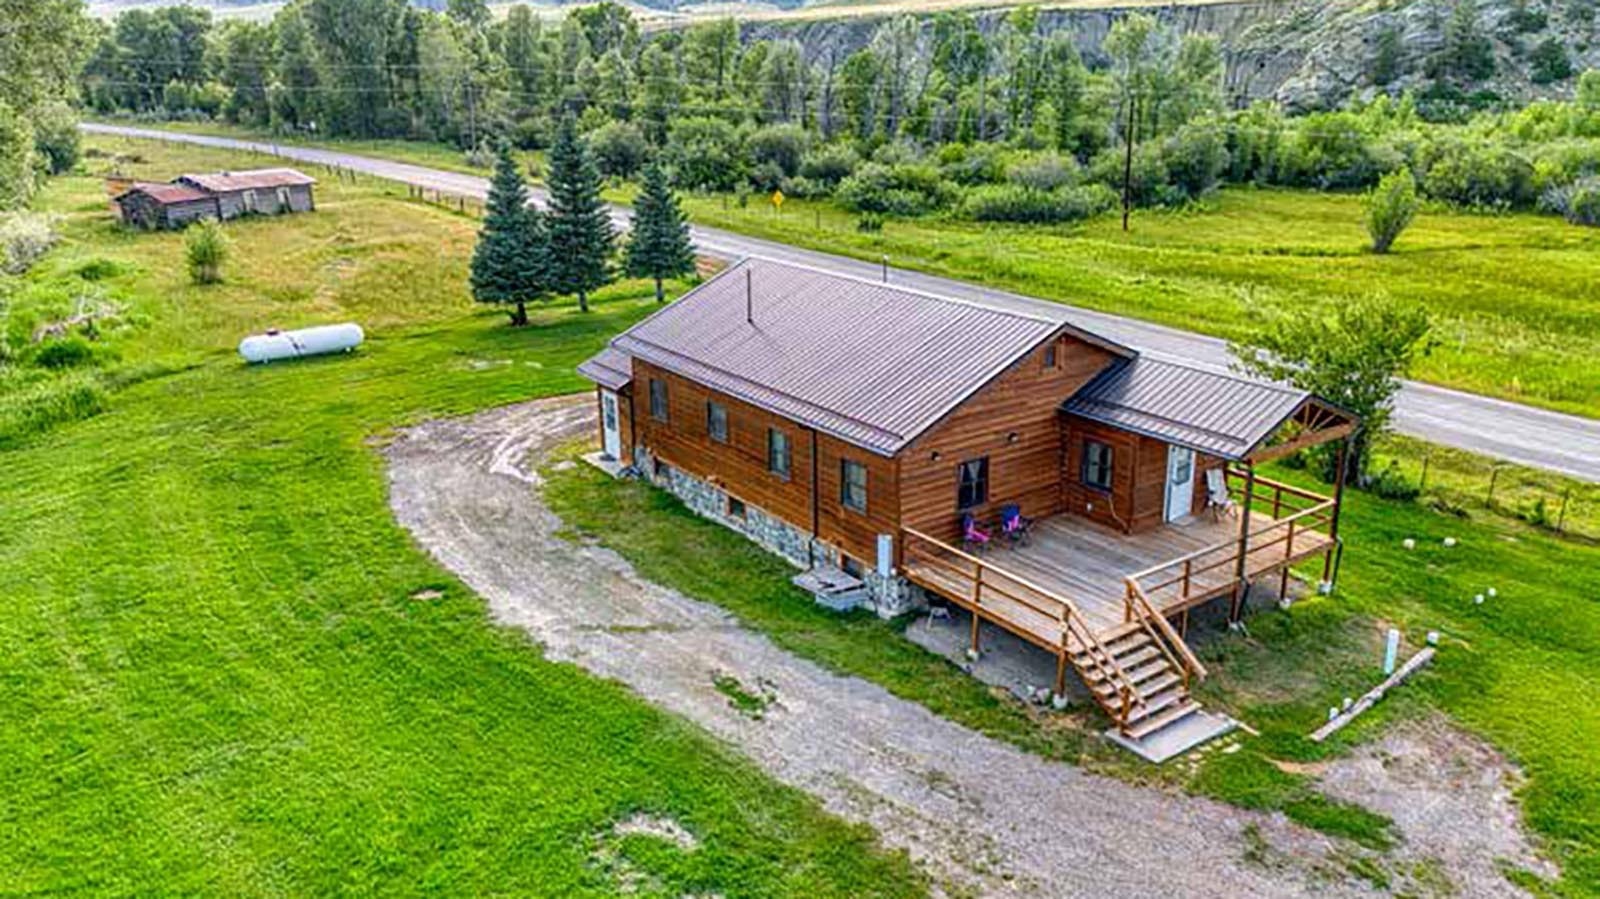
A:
[1106,710,1238,764]
[581,451,629,479]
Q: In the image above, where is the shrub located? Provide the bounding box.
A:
[587,120,648,179]
[748,123,810,178]
[1272,112,1402,190]
[1530,38,1573,85]
[1089,144,1176,208]
[1365,168,1420,253]
[665,117,746,192]
[1541,176,1600,226]
[1418,138,1536,208]
[958,183,1116,224]
[835,162,956,216]
[0,213,60,275]
[0,101,35,211]
[186,220,231,285]
[936,142,1007,185]
[798,144,860,188]
[1161,125,1228,200]
[855,212,884,232]
[1006,153,1080,192]
[747,160,785,193]
[1368,462,1420,501]
[32,336,96,369]
[32,102,80,175]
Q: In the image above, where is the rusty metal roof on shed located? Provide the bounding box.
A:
[588,257,1131,456]
[116,181,214,204]
[177,168,316,192]
[576,346,633,391]
[1062,355,1319,460]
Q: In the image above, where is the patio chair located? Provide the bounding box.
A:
[961,512,992,555]
[1205,468,1237,521]
[1000,504,1033,547]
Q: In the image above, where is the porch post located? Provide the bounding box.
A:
[1322,434,1353,586]
[1230,462,1256,623]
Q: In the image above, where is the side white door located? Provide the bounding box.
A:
[600,390,621,460]
[1165,445,1196,523]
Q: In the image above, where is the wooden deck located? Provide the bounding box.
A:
[903,476,1336,649]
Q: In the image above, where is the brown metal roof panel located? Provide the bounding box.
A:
[117,181,213,204]
[615,258,1068,454]
[576,346,634,391]
[1062,356,1309,460]
[178,168,317,192]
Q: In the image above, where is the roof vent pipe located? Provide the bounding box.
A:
[746,267,753,325]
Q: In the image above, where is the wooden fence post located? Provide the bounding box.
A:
[1557,488,1571,532]
[1487,464,1502,507]
[1419,452,1431,491]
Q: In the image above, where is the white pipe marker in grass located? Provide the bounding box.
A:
[1384,628,1400,675]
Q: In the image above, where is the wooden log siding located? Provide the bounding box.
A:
[901,336,1113,544]
[1061,414,1222,534]
[633,359,817,534]
[816,433,899,567]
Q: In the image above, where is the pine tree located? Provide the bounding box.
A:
[624,162,695,303]
[470,143,546,326]
[545,113,615,312]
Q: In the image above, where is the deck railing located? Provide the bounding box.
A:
[1123,578,1208,687]
[1128,472,1335,611]
[901,527,1143,707]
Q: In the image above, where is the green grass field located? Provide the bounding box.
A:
[545,446,1600,896]
[0,141,925,895]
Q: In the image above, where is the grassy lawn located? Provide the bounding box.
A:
[0,141,925,895]
[545,453,1600,896]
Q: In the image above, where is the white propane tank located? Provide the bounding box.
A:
[239,323,364,363]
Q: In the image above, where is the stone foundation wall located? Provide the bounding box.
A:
[633,445,925,618]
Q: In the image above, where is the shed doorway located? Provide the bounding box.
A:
[1164,445,1195,523]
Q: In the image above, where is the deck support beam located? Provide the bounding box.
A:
[1322,434,1352,584]
[1230,463,1256,623]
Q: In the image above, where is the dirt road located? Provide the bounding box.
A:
[384,395,1378,898]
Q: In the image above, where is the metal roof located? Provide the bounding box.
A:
[177,168,316,192]
[116,181,213,204]
[1062,355,1316,460]
[588,257,1119,456]
[576,346,633,391]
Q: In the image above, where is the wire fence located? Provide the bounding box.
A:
[1371,438,1598,542]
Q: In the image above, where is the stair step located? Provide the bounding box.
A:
[1086,657,1168,693]
[1124,685,1188,725]
[1122,700,1203,741]
[1079,647,1163,684]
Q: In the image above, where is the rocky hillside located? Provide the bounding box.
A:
[745,0,1600,111]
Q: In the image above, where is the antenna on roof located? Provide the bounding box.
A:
[745,266,753,325]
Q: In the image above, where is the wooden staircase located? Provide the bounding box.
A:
[1068,621,1203,740]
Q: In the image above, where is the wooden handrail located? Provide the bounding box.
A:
[902,527,1142,712]
[1224,468,1330,505]
[1125,578,1209,682]
[1127,500,1336,583]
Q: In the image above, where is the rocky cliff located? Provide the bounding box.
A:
[742,0,1600,111]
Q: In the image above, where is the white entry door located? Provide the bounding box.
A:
[1165,445,1196,523]
[600,391,621,460]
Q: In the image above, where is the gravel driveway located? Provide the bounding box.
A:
[383,396,1542,898]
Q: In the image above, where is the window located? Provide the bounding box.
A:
[957,457,989,510]
[1044,343,1058,369]
[767,428,791,480]
[706,401,728,443]
[1082,440,1114,492]
[727,496,746,520]
[841,459,868,513]
[649,379,669,422]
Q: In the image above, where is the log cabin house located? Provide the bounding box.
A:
[579,257,1357,742]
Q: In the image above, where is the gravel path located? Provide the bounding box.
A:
[384,395,1377,898]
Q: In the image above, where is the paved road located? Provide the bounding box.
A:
[87,122,1600,482]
